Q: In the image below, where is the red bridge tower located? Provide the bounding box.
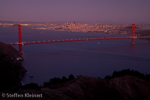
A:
[18,24,22,53]
[131,24,135,45]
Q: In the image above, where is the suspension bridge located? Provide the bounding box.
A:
[1,24,150,53]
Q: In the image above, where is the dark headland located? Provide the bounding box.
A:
[0,42,26,91]
[0,42,150,100]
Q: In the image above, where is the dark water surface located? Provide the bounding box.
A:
[0,26,150,85]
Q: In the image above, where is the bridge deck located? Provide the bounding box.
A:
[10,36,150,46]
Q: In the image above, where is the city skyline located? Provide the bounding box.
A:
[0,0,150,24]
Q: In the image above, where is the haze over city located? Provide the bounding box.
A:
[0,0,150,24]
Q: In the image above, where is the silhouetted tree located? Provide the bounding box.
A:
[62,76,67,82]
[105,75,111,79]
[105,69,150,81]
[49,77,61,85]
[43,74,76,87]
[21,83,40,90]
[68,74,75,80]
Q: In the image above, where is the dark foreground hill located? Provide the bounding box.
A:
[10,75,149,100]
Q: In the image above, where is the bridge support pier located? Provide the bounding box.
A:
[131,24,135,45]
[131,38,134,45]
[18,24,23,53]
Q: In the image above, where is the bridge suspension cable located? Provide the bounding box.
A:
[0,25,18,36]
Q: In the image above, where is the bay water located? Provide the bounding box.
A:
[0,26,150,85]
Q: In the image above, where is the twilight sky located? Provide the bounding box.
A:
[0,0,150,23]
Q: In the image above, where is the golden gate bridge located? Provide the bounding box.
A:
[1,24,150,53]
